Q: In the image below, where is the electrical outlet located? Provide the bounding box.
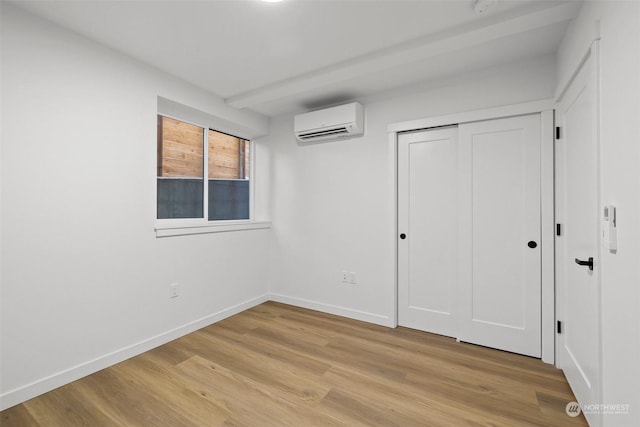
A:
[169,283,179,298]
[349,272,358,284]
[341,271,350,283]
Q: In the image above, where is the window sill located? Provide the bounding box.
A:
[155,220,271,238]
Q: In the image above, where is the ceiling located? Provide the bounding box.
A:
[10,0,582,117]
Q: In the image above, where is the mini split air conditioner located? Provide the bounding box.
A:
[294,102,364,143]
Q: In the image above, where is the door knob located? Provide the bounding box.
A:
[575,257,594,271]
[400,233,407,240]
[528,241,537,248]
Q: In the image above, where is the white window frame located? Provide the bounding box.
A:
[155,114,270,237]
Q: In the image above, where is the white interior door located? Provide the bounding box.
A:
[556,48,601,427]
[398,127,458,337]
[457,114,542,358]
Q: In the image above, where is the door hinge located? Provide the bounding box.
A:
[555,126,561,140]
[557,320,562,334]
[556,223,562,236]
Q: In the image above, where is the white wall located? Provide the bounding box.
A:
[0,4,271,409]
[262,55,556,326]
[557,2,640,426]
[7,2,637,422]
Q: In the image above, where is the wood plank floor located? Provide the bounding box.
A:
[1,302,587,426]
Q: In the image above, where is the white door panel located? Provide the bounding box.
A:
[556,48,601,427]
[458,114,542,358]
[398,127,458,337]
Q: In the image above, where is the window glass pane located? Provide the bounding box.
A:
[208,129,250,220]
[208,180,250,220]
[157,115,204,219]
[207,130,249,180]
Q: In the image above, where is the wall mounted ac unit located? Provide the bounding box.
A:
[294,102,364,143]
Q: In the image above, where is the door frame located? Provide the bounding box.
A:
[388,99,556,364]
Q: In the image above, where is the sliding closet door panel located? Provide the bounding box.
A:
[398,127,457,337]
[472,130,528,326]
[458,114,541,357]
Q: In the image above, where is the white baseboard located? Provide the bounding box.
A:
[1,292,393,411]
[268,293,394,328]
[0,293,269,411]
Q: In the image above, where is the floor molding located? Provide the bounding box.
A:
[269,293,393,327]
[1,293,392,410]
[0,293,269,411]
[1,301,585,426]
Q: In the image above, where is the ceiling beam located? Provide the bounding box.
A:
[226,1,580,110]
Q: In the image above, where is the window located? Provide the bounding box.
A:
[157,115,251,221]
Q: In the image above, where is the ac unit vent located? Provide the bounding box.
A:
[298,127,350,140]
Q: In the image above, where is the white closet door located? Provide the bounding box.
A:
[457,114,542,357]
[398,127,458,337]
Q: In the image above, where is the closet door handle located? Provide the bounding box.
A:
[575,257,594,271]
[400,233,407,240]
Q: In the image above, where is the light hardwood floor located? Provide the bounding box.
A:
[1,301,587,426]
